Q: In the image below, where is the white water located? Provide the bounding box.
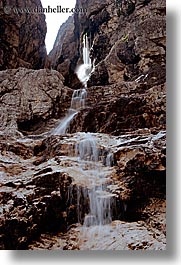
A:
[75,133,114,228]
[83,34,91,65]
[76,33,92,88]
[52,110,78,135]
[52,32,115,241]
[52,88,87,134]
[53,33,115,229]
[52,34,91,135]
[71,88,87,110]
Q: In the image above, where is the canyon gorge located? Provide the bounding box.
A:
[0,0,166,250]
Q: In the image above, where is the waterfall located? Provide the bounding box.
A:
[53,88,87,135]
[71,88,87,110]
[29,30,119,250]
[52,34,91,135]
[76,33,92,88]
[83,33,91,65]
[52,110,77,135]
[75,133,114,228]
[53,32,115,229]
[52,89,87,135]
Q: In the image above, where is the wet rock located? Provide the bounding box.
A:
[0,166,73,249]
[0,130,166,249]
[0,0,166,251]
[113,130,166,221]
[0,0,47,70]
[28,220,166,250]
[69,82,166,135]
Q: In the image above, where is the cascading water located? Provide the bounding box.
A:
[75,133,114,227]
[52,33,91,135]
[53,32,116,245]
[71,89,87,110]
[52,89,86,135]
[76,33,92,88]
[52,110,77,135]
[74,34,115,229]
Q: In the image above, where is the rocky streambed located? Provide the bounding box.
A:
[0,130,166,250]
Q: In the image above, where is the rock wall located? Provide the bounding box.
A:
[0,0,166,250]
[49,0,166,89]
[87,0,166,86]
[49,0,166,135]
[0,68,72,135]
[0,0,47,70]
[69,81,166,135]
[49,16,81,89]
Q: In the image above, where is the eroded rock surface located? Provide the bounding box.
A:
[0,0,166,251]
[49,0,166,136]
[0,0,47,70]
[69,82,166,135]
[88,0,166,86]
[0,68,72,135]
[49,0,166,89]
[0,131,166,249]
[49,16,80,89]
[28,220,166,250]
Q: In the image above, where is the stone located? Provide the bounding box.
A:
[49,16,81,89]
[0,68,73,135]
[49,0,165,89]
[0,0,47,70]
[0,131,166,249]
[28,220,166,250]
[0,0,166,251]
[69,82,166,135]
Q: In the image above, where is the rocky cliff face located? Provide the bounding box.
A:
[0,68,72,136]
[49,16,81,89]
[87,0,166,86]
[69,81,166,135]
[0,130,166,249]
[0,0,166,250]
[49,0,166,88]
[0,0,47,70]
[49,0,166,136]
